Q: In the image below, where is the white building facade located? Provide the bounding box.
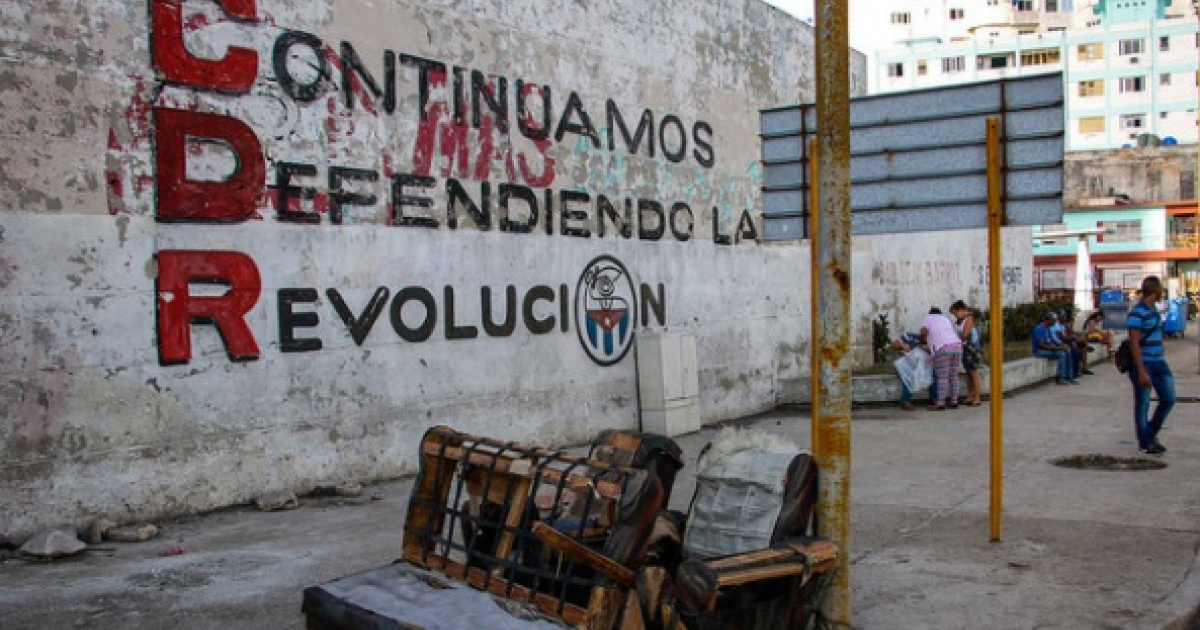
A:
[873,0,1200,151]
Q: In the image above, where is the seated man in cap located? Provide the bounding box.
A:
[1033,312,1076,385]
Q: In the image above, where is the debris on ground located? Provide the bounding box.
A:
[334,482,363,497]
[106,523,160,543]
[308,482,364,499]
[85,517,116,544]
[19,530,87,559]
[160,545,185,557]
[255,491,300,512]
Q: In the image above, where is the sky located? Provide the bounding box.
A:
[760,0,881,57]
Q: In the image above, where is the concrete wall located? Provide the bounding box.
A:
[0,0,1030,538]
[1065,146,1197,204]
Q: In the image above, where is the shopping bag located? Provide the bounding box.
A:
[893,348,932,393]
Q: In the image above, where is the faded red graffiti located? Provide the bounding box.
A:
[412,71,556,187]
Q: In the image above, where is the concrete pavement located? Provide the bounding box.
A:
[0,337,1198,630]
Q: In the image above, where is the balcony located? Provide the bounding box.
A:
[1168,233,1199,252]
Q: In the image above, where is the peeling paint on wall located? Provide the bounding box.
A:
[0,0,879,538]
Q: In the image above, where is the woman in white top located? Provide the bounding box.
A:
[920,307,963,410]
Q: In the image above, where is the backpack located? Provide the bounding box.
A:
[1115,339,1133,373]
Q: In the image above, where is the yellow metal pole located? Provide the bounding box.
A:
[986,118,1005,543]
[809,138,820,457]
[814,0,852,626]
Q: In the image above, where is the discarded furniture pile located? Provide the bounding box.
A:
[302,426,838,630]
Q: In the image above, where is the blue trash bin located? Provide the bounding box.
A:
[1099,288,1125,305]
[1164,298,1188,337]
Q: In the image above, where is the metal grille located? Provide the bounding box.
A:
[401,426,646,625]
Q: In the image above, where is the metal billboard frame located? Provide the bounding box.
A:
[760,72,1065,239]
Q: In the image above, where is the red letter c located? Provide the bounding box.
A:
[151,0,259,94]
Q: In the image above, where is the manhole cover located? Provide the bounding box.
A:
[1052,454,1166,471]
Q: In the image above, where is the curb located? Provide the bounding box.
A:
[1157,546,1200,630]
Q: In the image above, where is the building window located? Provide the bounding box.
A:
[1014,0,1033,10]
[1161,111,1170,119]
[1161,73,1172,86]
[1079,116,1106,133]
[1119,39,1145,55]
[950,8,965,19]
[1160,36,1171,52]
[1183,171,1196,200]
[1077,43,1104,60]
[941,56,966,73]
[1045,0,1060,10]
[988,0,999,5]
[917,59,928,75]
[979,54,1011,69]
[887,63,904,78]
[1020,48,1061,66]
[1078,80,1104,97]
[891,12,911,24]
[1042,270,1068,289]
[1119,76,1146,93]
[1100,220,1143,243]
[1120,113,1145,129]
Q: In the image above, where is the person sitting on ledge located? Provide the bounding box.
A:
[1034,312,1076,385]
[1055,308,1093,377]
[1084,310,1114,359]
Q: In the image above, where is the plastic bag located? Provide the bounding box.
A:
[893,348,933,393]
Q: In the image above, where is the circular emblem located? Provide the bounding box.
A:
[575,255,637,366]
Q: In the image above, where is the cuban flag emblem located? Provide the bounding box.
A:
[576,256,637,366]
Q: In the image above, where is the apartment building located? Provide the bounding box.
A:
[873,0,1199,151]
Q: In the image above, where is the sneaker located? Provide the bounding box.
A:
[1068,379,1079,385]
[1153,440,1167,453]
[900,402,915,411]
[1056,379,1069,386]
[1139,443,1166,456]
[1081,369,1095,376]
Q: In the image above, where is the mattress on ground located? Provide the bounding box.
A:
[302,562,568,630]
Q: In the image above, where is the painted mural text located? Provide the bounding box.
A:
[146,0,760,241]
[155,250,667,364]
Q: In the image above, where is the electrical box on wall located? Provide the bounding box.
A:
[637,332,700,437]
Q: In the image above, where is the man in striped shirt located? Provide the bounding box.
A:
[1126,276,1176,456]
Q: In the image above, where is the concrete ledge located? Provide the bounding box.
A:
[779,351,1104,405]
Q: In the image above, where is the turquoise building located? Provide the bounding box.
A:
[1033,201,1199,297]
